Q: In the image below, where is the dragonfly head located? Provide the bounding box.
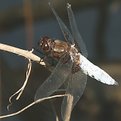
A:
[38,36,53,53]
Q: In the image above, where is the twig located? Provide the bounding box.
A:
[7,59,32,110]
[0,94,68,119]
[63,94,73,121]
[50,100,60,121]
[0,43,45,65]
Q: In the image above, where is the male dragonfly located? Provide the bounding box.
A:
[35,2,118,119]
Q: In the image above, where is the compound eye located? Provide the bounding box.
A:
[40,37,51,52]
[42,42,50,51]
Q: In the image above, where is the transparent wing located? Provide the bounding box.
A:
[48,2,74,44]
[80,54,118,85]
[34,55,73,100]
[67,3,88,57]
[61,70,87,120]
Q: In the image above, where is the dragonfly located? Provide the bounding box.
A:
[35,2,118,119]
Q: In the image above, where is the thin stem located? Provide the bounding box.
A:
[0,94,67,119]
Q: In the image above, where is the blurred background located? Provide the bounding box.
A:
[0,0,121,121]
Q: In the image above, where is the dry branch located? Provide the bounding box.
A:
[0,42,46,109]
[0,43,45,65]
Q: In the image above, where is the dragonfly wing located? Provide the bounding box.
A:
[48,2,74,44]
[34,55,73,100]
[80,54,118,85]
[61,70,87,120]
[67,3,88,57]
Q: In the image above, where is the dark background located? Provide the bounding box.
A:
[0,0,121,121]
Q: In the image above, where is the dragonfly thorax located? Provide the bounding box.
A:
[39,36,71,59]
[39,36,81,73]
[52,39,71,59]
